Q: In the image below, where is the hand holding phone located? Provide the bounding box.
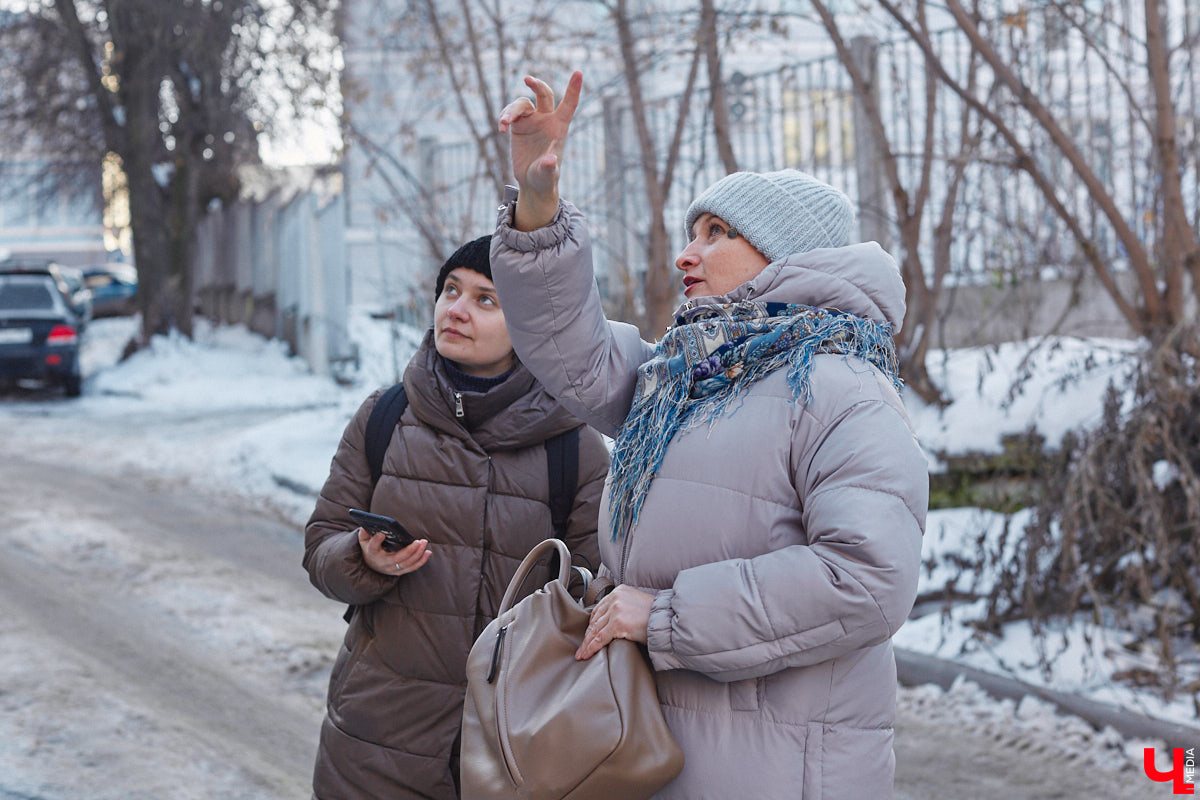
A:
[349,508,416,552]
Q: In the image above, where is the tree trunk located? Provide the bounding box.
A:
[610,0,708,337]
[126,165,173,342]
[168,154,201,339]
[700,0,738,174]
[118,58,175,343]
[644,215,676,337]
[902,328,942,407]
[814,0,947,404]
[935,0,1158,331]
[1145,0,1197,329]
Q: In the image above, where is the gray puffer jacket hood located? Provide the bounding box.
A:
[699,240,906,332]
[491,199,928,800]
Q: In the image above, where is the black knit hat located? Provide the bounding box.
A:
[434,235,493,299]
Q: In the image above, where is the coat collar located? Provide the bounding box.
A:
[403,328,580,451]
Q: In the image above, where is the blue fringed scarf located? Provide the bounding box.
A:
[607,300,901,541]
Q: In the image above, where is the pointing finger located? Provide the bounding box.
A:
[557,70,583,120]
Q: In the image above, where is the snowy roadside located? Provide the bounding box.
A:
[2,313,1190,780]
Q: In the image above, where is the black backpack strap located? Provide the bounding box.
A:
[346,382,408,624]
[546,426,579,540]
[365,383,408,489]
[543,426,581,582]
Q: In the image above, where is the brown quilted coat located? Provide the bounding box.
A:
[303,331,608,799]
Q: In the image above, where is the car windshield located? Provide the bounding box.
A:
[0,280,56,310]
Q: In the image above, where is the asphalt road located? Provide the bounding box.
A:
[0,447,339,799]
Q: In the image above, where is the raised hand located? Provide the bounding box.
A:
[498,71,582,230]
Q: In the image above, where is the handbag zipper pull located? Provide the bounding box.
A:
[486,625,508,683]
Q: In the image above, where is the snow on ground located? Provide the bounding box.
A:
[902,507,1200,732]
[3,312,1192,761]
[907,336,1140,468]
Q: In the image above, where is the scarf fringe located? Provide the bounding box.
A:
[607,305,900,541]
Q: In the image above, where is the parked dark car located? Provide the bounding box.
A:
[0,257,93,327]
[0,272,84,396]
[83,262,138,317]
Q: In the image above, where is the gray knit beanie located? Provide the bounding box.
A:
[684,169,855,263]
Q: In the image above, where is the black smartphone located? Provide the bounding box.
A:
[348,508,417,552]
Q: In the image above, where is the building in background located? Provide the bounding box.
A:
[0,154,107,267]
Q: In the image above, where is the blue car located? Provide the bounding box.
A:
[0,271,83,396]
[83,262,138,317]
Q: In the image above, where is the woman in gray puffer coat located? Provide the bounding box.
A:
[489,72,928,799]
[303,236,609,799]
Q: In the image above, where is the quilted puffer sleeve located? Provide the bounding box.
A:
[302,390,401,605]
[491,198,654,438]
[645,368,927,682]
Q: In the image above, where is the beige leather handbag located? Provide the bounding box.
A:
[460,538,684,800]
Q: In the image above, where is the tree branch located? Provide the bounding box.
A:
[875,0,1144,331]
[420,0,504,196]
[938,0,1158,324]
[54,0,127,154]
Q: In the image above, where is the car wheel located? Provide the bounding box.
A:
[64,374,82,397]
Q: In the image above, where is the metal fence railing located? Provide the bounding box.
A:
[193,185,357,379]
[410,2,1198,333]
[200,2,1200,376]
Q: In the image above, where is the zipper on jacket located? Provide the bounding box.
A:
[472,456,495,642]
[617,518,634,585]
[486,624,508,683]
[454,391,464,418]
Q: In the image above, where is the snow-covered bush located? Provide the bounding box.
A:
[976,329,1200,697]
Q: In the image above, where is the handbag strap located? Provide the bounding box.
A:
[498,538,572,614]
[584,574,616,607]
[570,565,593,600]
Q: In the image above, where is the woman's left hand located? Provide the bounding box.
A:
[575,584,654,661]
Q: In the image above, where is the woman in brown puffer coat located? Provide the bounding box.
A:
[302,235,609,800]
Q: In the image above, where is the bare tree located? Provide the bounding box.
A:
[873,0,1200,342]
[855,0,1200,689]
[604,0,709,334]
[589,0,758,335]
[343,0,749,336]
[700,0,738,175]
[809,1,995,404]
[0,0,338,345]
[342,0,566,268]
